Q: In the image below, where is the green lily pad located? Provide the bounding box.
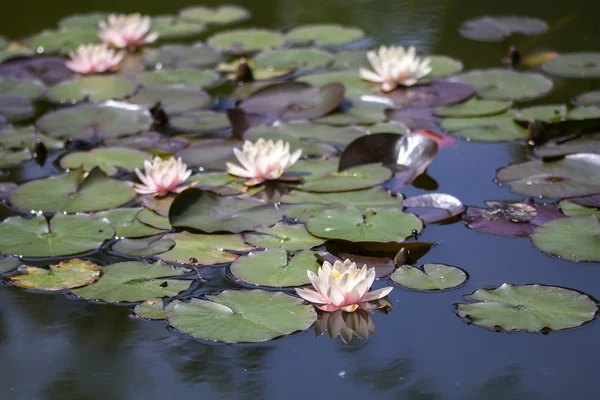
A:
[0,149,31,167]
[0,94,34,122]
[26,29,98,54]
[456,283,598,332]
[0,77,45,100]
[287,24,364,46]
[306,206,423,242]
[47,76,136,104]
[299,71,374,94]
[391,263,467,291]
[367,122,410,135]
[314,98,388,126]
[560,201,600,218]
[176,139,238,169]
[331,50,369,70]
[150,16,206,40]
[428,55,464,78]
[0,214,114,257]
[92,208,166,238]
[60,147,150,175]
[454,69,553,101]
[567,106,600,120]
[281,203,347,223]
[440,111,528,142]
[230,248,321,287]
[459,16,548,42]
[157,231,253,266]
[170,110,230,132]
[136,208,171,230]
[514,104,567,123]
[0,46,34,64]
[37,101,153,140]
[142,44,224,70]
[10,169,137,213]
[496,153,600,198]
[531,216,600,262]
[208,29,286,54]
[137,69,220,88]
[58,12,107,31]
[167,290,317,343]
[291,158,392,192]
[246,123,366,146]
[244,222,325,251]
[127,85,211,116]
[169,189,283,233]
[0,256,20,274]
[133,298,177,320]
[543,52,600,78]
[281,187,401,210]
[0,126,64,150]
[254,48,333,71]
[573,90,600,107]
[72,261,192,303]
[535,133,600,158]
[9,259,102,291]
[435,98,513,118]
[111,235,175,257]
[179,5,250,25]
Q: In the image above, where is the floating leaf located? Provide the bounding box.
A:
[441,111,528,142]
[179,5,250,25]
[26,29,98,54]
[127,85,212,116]
[281,187,401,211]
[142,44,224,69]
[402,193,465,223]
[391,263,467,291]
[459,16,548,42]
[208,29,286,54]
[0,94,34,122]
[454,69,553,101]
[136,208,171,230]
[9,259,102,291]
[573,90,600,107]
[384,79,476,107]
[111,235,175,257]
[335,253,396,278]
[243,127,337,158]
[170,110,231,132]
[0,77,45,100]
[60,147,150,175]
[132,298,176,320]
[0,56,73,85]
[299,71,374,94]
[314,97,387,125]
[105,131,190,153]
[281,203,346,224]
[367,122,410,135]
[72,261,192,303]
[176,139,239,169]
[534,133,600,158]
[567,106,600,121]
[0,126,64,150]
[456,283,597,332]
[0,149,31,167]
[254,48,333,71]
[306,206,422,242]
[428,55,464,78]
[58,12,107,31]
[150,16,206,40]
[515,104,567,124]
[47,76,136,104]
[287,24,364,46]
[246,122,366,146]
[167,290,317,343]
[244,222,325,251]
[92,208,166,238]
[156,231,253,266]
[559,200,600,218]
[531,216,600,262]
[0,214,114,257]
[435,98,512,118]
[137,69,220,88]
[543,52,600,78]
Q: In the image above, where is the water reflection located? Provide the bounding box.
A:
[314,309,376,343]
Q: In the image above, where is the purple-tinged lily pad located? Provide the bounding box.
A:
[176,138,239,169]
[0,77,46,100]
[105,131,190,153]
[402,193,464,223]
[384,79,475,108]
[0,56,73,85]
[454,69,553,102]
[459,16,548,42]
[534,133,600,158]
[127,85,212,116]
[314,97,388,126]
[386,107,440,130]
[0,94,34,122]
[566,194,600,208]
[170,110,230,132]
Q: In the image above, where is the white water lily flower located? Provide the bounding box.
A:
[98,13,159,49]
[226,138,302,186]
[359,45,432,92]
[65,44,125,74]
[295,259,393,313]
[133,157,192,197]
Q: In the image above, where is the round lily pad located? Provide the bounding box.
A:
[0,214,114,258]
[244,222,325,251]
[37,101,153,140]
[230,248,321,287]
[402,193,465,224]
[157,231,253,266]
[299,71,374,94]
[58,12,107,31]
[254,48,333,71]
[10,169,137,213]
[0,149,31,167]
[514,104,567,124]
[287,24,364,46]
[306,206,423,242]
[281,203,346,224]
[208,29,286,54]
[133,298,176,320]
[496,153,600,198]
[72,261,192,303]
[535,133,600,158]
[531,216,600,262]
[167,290,317,343]
[246,123,366,146]
[0,56,73,85]
[137,69,220,88]
[26,29,98,54]
[435,98,512,118]
[459,16,548,42]
[176,139,239,169]
[127,85,212,116]
[567,106,600,121]
[179,5,250,25]
[441,111,528,142]
[391,263,467,291]
[142,44,224,69]
[385,79,476,107]
[47,76,136,104]
[169,188,283,233]
[136,208,171,230]
[543,53,600,78]
[105,131,190,153]
[150,16,206,40]
[0,94,34,122]
[428,55,464,78]
[60,147,150,175]
[111,235,175,257]
[573,90,600,107]
[314,97,387,125]
[0,126,64,150]
[0,77,45,100]
[92,208,166,238]
[367,122,410,135]
[170,110,230,132]
[9,259,102,291]
[281,187,401,211]
[456,283,598,332]
[454,69,552,101]
[560,201,600,219]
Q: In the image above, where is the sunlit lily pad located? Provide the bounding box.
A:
[314,97,387,125]
[254,48,333,71]
[385,79,476,107]
[137,69,220,88]
[176,139,239,169]
[0,126,64,150]
[299,71,374,94]
[105,131,190,153]
[208,29,286,53]
[287,24,364,46]
[459,16,548,42]
[170,110,230,132]
[567,106,600,121]
[543,53,600,78]
[281,203,346,223]
[72,261,192,303]
[441,111,528,142]
[60,147,149,175]
[246,122,366,146]
[92,208,166,238]
[428,55,464,78]
[244,222,325,251]
[573,90,600,107]
[514,104,567,124]
[454,69,553,101]
[167,290,317,343]
[230,248,321,287]
[26,29,98,54]
[435,98,512,118]
[0,214,114,257]
[111,235,175,257]
[157,231,253,266]
[0,149,31,167]
[37,101,153,140]
[58,12,107,31]
[132,298,176,320]
[48,75,136,103]
[496,153,600,198]
[456,283,597,332]
[179,5,250,25]
[402,193,465,223]
[560,201,600,218]
[127,85,212,116]
[0,56,73,85]
[0,94,34,122]
[0,77,45,100]
[391,263,467,291]
[281,187,401,211]
[531,216,600,262]
[9,259,102,291]
[306,206,423,242]
[10,169,137,213]
[150,16,206,40]
[169,188,283,233]
[136,208,172,230]
[142,44,224,69]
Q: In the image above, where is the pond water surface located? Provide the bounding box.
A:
[1,0,600,399]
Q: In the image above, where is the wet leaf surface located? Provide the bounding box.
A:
[391,263,467,291]
[531,216,600,262]
[244,222,325,251]
[10,259,102,291]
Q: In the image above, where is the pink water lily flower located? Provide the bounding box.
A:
[295,259,393,312]
[133,157,192,197]
[226,138,302,186]
[98,13,159,49]
[65,44,125,74]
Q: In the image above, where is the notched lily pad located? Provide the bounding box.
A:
[244,222,325,251]
[459,16,548,42]
[208,29,286,54]
[111,235,176,257]
[60,147,150,175]
[127,85,212,116]
[132,298,177,320]
[9,259,102,291]
[142,44,224,70]
[454,69,553,102]
[543,53,600,78]
[254,48,333,71]
[287,24,364,46]
[531,216,600,262]
[391,263,467,291]
[48,76,136,104]
[92,208,166,238]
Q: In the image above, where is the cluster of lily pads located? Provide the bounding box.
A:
[0,8,598,344]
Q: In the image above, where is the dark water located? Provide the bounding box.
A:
[1,0,600,399]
